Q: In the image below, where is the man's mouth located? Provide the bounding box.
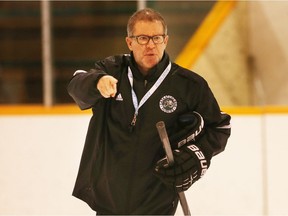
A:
[145,53,155,56]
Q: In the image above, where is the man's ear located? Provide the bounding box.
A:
[126,37,133,51]
[164,35,169,46]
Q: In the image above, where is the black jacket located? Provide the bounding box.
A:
[67,53,231,214]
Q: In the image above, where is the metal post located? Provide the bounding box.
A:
[41,0,53,107]
[137,0,146,10]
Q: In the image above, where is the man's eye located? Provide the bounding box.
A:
[153,36,161,40]
[138,36,148,41]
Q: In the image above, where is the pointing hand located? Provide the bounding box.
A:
[97,75,118,98]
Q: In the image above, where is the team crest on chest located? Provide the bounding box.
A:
[159,95,177,113]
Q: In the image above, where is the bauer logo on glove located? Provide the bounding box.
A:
[154,144,210,193]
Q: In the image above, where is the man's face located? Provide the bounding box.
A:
[126,20,169,74]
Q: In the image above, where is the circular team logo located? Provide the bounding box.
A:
[159,95,177,113]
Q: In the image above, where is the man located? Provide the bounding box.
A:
[68,8,231,215]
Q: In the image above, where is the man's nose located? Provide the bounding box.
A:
[146,38,156,48]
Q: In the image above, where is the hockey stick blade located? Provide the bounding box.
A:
[156,121,191,216]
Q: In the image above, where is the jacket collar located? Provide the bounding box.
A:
[128,52,170,82]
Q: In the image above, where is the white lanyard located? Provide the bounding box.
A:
[127,62,171,127]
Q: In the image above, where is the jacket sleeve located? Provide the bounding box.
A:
[67,55,126,110]
[67,69,106,110]
[67,54,120,110]
[193,79,231,160]
[67,69,104,110]
[197,111,231,160]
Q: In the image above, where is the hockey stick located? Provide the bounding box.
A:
[156,121,191,216]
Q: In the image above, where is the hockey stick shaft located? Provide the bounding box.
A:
[156,121,191,216]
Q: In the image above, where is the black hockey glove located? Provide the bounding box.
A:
[154,144,210,193]
[169,111,204,149]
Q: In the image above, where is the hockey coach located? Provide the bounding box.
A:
[68,8,231,215]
